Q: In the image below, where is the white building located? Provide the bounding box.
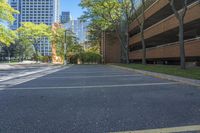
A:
[9,0,60,56]
[64,19,89,43]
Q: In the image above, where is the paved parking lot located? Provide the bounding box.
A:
[0,65,200,133]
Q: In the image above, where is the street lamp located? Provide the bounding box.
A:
[63,29,76,65]
[64,30,67,65]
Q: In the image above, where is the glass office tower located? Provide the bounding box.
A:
[9,0,60,56]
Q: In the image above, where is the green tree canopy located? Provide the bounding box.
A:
[17,22,50,41]
[17,22,51,60]
[50,26,82,64]
[0,0,19,46]
[80,0,133,63]
[0,0,19,23]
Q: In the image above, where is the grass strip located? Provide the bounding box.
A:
[115,64,200,80]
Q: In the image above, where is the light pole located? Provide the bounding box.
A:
[64,30,67,65]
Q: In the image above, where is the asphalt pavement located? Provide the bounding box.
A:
[0,65,200,133]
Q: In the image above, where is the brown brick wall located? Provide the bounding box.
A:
[129,39,200,60]
[129,0,169,32]
[129,2,200,45]
[101,32,121,63]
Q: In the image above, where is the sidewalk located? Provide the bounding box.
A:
[109,64,200,87]
[0,63,63,82]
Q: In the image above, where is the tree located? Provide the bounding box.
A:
[50,27,66,58]
[0,27,17,47]
[17,22,51,62]
[168,0,188,69]
[83,20,104,56]
[15,31,34,61]
[87,21,102,42]
[85,42,100,54]
[0,0,19,46]
[118,0,134,63]
[50,26,80,63]
[80,0,133,64]
[131,0,146,65]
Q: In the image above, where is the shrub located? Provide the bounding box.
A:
[79,52,101,64]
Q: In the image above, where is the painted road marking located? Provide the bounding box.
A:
[38,74,143,79]
[55,71,134,74]
[110,125,200,133]
[1,82,179,91]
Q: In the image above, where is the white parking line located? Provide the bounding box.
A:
[55,71,133,74]
[110,125,200,133]
[1,82,179,91]
[39,74,142,79]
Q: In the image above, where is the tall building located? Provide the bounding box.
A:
[9,0,20,30]
[64,19,88,43]
[9,0,60,56]
[61,11,71,24]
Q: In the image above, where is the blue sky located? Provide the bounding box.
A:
[61,0,84,20]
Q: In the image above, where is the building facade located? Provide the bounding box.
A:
[73,20,88,43]
[64,19,89,43]
[61,11,71,24]
[9,0,20,30]
[100,31,121,63]
[101,0,200,65]
[9,0,60,56]
[51,23,63,64]
[128,0,200,65]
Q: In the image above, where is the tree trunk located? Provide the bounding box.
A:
[34,40,39,63]
[36,48,39,63]
[19,46,23,62]
[179,19,186,69]
[34,45,39,63]
[125,29,129,64]
[6,47,11,63]
[115,28,129,64]
[119,22,130,64]
[122,42,129,64]
[140,24,146,65]
[168,0,187,69]
[21,48,24,62]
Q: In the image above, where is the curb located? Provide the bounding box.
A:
[109,65,200,87]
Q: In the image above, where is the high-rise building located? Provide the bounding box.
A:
[9,0,60,56]
[9,0,20,30]
[61,11,71,24]
[64,19,88,43]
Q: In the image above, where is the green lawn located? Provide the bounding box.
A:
[115,64,200,80]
